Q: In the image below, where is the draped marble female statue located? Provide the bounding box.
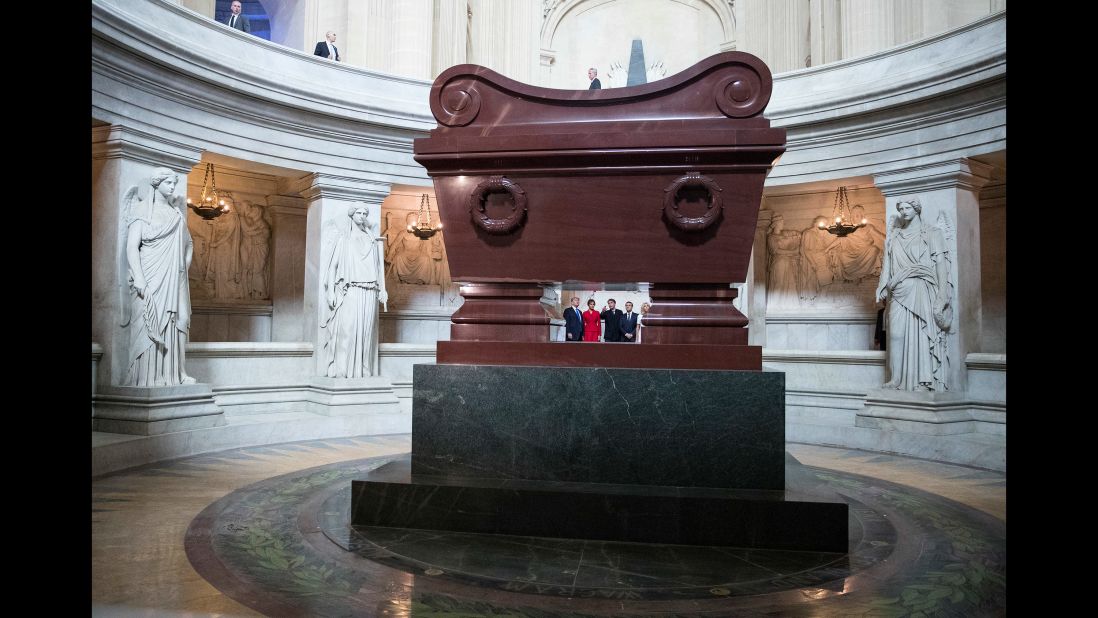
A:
[120,168,196,386]
[875,199,953,391]
[319,204,389,378]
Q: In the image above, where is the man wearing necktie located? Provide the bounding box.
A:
[227,0,251,33]
[314,31,341,62]
[620,301,639,342]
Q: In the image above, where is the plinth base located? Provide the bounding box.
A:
[351,454,848,552]
[304,377,401,416]
[858,388,976,435]
[92,384,224,435]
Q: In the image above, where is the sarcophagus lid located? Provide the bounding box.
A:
[414,52,786,284]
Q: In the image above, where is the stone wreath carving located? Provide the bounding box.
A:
[468,176,528,234]
[663,173,723,232]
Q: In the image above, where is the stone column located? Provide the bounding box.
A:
[840,0,894,60]
[357,0,432,78]
[809,0,842,66]
[858,158,993,435]
[467,0,540,84]
[266,194,308,341]
[747,210,774,346]
[305,0,349,63]
[295,173,402,415]
[91,125,223,434]
[736,0,811,73]
[432,0,468,78]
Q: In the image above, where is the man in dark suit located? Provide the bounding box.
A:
[587,68,602,90]
[620,301,639,342]
[314,31,341,62]
[600,299,624,342]
[563,296,584,342]
[226,0,251,33]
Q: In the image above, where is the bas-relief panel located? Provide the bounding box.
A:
[188,200,272,303]
[379,206,462,344]
[381,208,463,310]
[764,206,886,315]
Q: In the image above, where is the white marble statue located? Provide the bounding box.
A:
[239,201,271,300]
[799,215,838,301]
[876,198,953,391]
[320,204,388,378]
[833,205,886,283]
[120,167,196,386]
[766,214,802,309]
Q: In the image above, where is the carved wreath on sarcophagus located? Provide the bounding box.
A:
[663,172,724,232]
[468,176,528,234]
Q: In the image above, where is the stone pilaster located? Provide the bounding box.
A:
[295,173,391,376]
[872,158,992,393]
[266,194,308,342]
[467,0,540,84]
[809,0,842,66]
[91,124,225,435]
[841,0,894,60]
[747,210,774,346]
[91,124,202,388]
[737,0,811,73]
[433,0,468,78]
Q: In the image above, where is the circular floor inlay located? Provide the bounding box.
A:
[185,455,1006,616]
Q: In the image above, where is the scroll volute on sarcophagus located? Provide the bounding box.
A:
[412,52,786,285]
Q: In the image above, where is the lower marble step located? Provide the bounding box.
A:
[351,454,848,552]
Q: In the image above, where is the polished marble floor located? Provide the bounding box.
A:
[92,436,1005,617]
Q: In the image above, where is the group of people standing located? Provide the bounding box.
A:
[562,297,647,343]
[224,1,341,63]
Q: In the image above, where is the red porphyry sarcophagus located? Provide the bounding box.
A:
[413,52,785,357]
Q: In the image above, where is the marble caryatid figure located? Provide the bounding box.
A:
[876,198,953,391]
[120,167,196,386]
[320,204,388,378]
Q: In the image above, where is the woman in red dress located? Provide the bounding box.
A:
[582,299,601,342]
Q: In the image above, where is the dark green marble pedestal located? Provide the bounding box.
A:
[350,364,849,551]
